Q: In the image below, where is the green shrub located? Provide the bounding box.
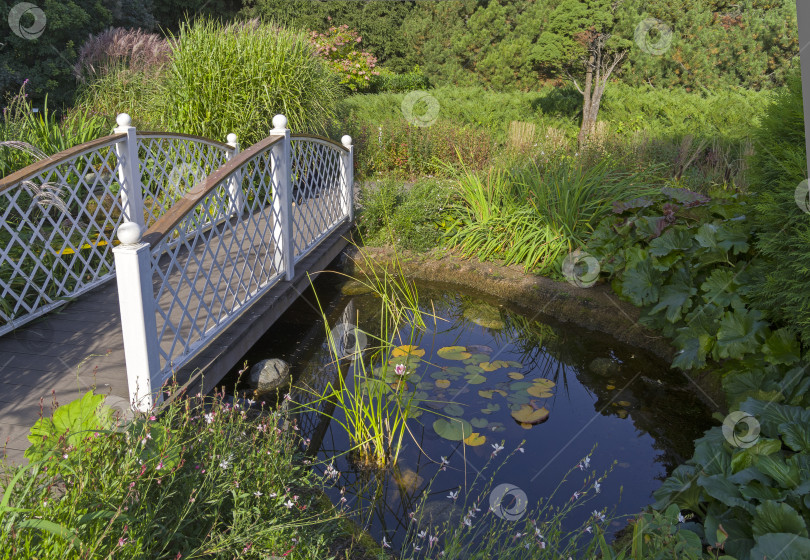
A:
[368,66,431,94]
[357,179,450,252]
[310,24,379,92]
[745,70,810,345]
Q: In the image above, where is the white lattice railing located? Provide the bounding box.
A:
[0,114,241,336]
[112,115,354,411]
[290,135,353,262]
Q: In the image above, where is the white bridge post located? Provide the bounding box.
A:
[225,133,244,217]
[114,114,145,231]
[270,115,294,281]
[340,135,354,222]
[113,222,161,412]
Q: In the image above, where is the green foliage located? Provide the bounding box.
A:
[310,24,379,92]
[1,83,110,176]
[652,399,810,559]
[586,186,801,371]
[744,70,810,346]
[622,0,799,91]
[357,179,450,252]
[598,505,706,559]
[25,391,113,463]
[368,66,431,94]
[448,159,654,275]
[2,386,342,558]
[241,0,417,72]
[0,0,159,109]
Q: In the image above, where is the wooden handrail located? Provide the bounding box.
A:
[0,133,126,193]
[142,133,283,247]
[137,131,234,151]
[290,133,350,153]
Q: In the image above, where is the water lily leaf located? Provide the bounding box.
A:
[519,422,533,430]
[392,345,426,358]
[511,405,549,425]
[606,384,615,390]
[508,393,531,405]
[481,403,501,415]
[509,381,534,391]
[464,373,487,385]
[507,372,524,380]
[616,409,628,419]
[478,389,506,399]
[466,344,493,354]
[417,381,434,390]
[390,380,410,392]
[506,361,523,368]
[435,379,451,389]
[437,346,471,360]
[444,403,464,417]
[617,400,631,407]
[433,418,473,441]
[531,378,556,389]
[463,432,486,446]
[464,353,491,364]
[465,365,483,374]
[480,360,509,372]
[527,385,554,398]
[470,417,489,429]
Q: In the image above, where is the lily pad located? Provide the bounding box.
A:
[506,360,523,368]
[480,360,509,372]
[437,346,471,360]
[527,384,554,398]
[392,345,426,358]
[606,385,616,390]
[531,378,556,389]
[417,381,434,391]
[464,353,491,364]
[463,432,486,446]
[465,365,484,375]
[511,405,550,425]
[444,403,464,417]
[433,418,473,441]
[509,381,534,391]
[435,379,451,389]
[617,400,632,407]
[470,417,489,429]
[464,373,487,385]
[478,389,507,399]
[519,422,534,430]
[507,393,531,405]
[616,409,629,419]
[507,372,524,380]
[466,345,493,354]
[481,403,501,414]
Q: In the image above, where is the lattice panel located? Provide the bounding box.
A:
[290,139,348,261]
[149,149,282,378]
[138,136,233,228]
[0,140,126,335]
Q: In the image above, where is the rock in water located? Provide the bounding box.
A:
[588,357,620,376]
[249,359,292,397]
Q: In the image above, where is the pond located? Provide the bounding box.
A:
[224,271,715,553]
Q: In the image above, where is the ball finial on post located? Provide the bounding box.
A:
[226,133,238,147]
[341,135,353,148]
[116,113,132,128]
[272,114,288,131]
[117,221,142,245]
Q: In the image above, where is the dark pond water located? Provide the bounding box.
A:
[224,271,716,552]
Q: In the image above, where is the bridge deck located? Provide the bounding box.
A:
[0,197,352,466]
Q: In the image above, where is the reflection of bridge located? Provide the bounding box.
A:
[0,114,354,463]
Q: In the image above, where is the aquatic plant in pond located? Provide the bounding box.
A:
[295,251,433,469]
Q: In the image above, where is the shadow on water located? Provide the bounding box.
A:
[222,271,716,550]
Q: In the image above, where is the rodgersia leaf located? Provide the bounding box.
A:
[716,307,768,360]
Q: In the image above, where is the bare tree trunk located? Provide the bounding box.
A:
[568,33,627,150]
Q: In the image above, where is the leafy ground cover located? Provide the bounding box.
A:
[0,381,381,559]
